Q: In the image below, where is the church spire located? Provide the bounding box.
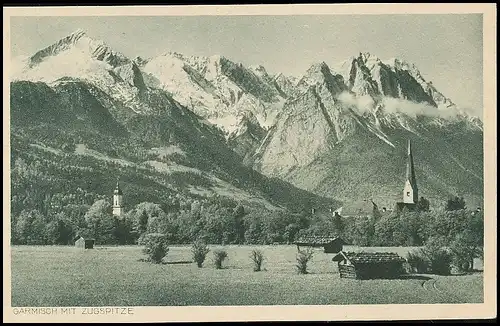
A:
[403,139,418,204]
[112,180,123,218]
[114,180,122,195]
[406,139,417,186]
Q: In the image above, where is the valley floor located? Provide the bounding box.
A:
[10,245,483,306]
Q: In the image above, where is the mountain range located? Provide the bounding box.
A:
[10,30,484,212]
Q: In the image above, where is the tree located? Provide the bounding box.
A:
[244,216,263,244]
[446,196,466,211]
[416,197,430,212]
[296,248,314,274]
[130,202,167,240]
[84,199,113,243]
[44,213,74,245]
[135,210,149,236]
[192,239,210,268]
[112,217,133,245]
[349,216,375,246]
[250,249,265,272]
[373,214,396,246]
[421,236,452,275]
[449,232,481,272]
[332,212,345,235]
[233,204,246,244]
[284,223,300,245]
[139,233,169,264]
[14,209,46,245]
[449,210,484,272]
[213,249,228,269]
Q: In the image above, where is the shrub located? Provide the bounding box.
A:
[421,239,452,275]
[139,233,169,264]
[250,249,265,272]
[406,249,429,273]
[192,239,210,268]
[449,233,482,273]
[296,248,314,274]
[213,249,228,269]
[427,248,452,275]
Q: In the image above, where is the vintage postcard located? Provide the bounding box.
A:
[3,3,497,323]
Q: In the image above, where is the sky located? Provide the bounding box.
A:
[10,14,483,115]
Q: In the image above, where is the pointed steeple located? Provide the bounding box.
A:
[406,139,417,187]
[403,139,418,204]
[114,180,122,195]
[112,179,124,218]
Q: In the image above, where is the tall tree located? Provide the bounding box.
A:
[84,199,113,243]
[416,197,430,212]
[14,209,46,245]
[446,196,466,211]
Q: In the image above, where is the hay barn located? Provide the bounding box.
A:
[74,237,95,249]
[294,236,344,254]
[332,251,406,279]
[75,237,85,248]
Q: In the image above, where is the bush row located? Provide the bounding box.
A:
[143,235,482,277]
[142,236,310,274]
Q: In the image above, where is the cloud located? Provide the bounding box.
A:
[336,91,475,120]
[337,92,374,113]
[381,96,439,117]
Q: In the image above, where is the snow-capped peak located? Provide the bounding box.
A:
[40,30,128,67]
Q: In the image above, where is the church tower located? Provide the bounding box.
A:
[403,139,418,204]
[112,182,124,218]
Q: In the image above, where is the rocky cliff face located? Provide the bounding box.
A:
[251,54,483,208]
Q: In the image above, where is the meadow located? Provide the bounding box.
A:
[10,245,483,307]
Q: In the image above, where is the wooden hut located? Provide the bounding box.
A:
[332,251,406,279]
[84,239,95,249]
[74,237,95,249]
[294,236,344,254]
[75,237,85,249]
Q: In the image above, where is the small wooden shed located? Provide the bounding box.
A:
[332,251,406,279]
[75,237,85,248]
[74,237,95,249]
[294,236,344,254]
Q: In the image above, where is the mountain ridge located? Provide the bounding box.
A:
[10,30,484,209]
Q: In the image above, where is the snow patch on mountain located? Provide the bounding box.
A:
[141,52,286,134]
[10,30,153,114]
[207,115,241,137]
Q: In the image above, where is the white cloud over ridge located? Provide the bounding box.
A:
[336,91,477,120]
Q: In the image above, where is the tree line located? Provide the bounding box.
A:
[11,193,483,254]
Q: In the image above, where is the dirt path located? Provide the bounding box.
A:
[421,276,465,303]
[421,278,440,292]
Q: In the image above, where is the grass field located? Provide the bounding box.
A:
[11,245,483,307]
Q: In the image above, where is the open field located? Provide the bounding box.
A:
[11,245,483,306]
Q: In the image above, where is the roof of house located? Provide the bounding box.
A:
[294,236,343,246]
[334,200,378,217]
[332,251,406,264]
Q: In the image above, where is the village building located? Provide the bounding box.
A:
[112,182,124,218]
[333,200,380,219]
[294,236,345,253]
[74,236,95,249]
[332,251,406,279]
